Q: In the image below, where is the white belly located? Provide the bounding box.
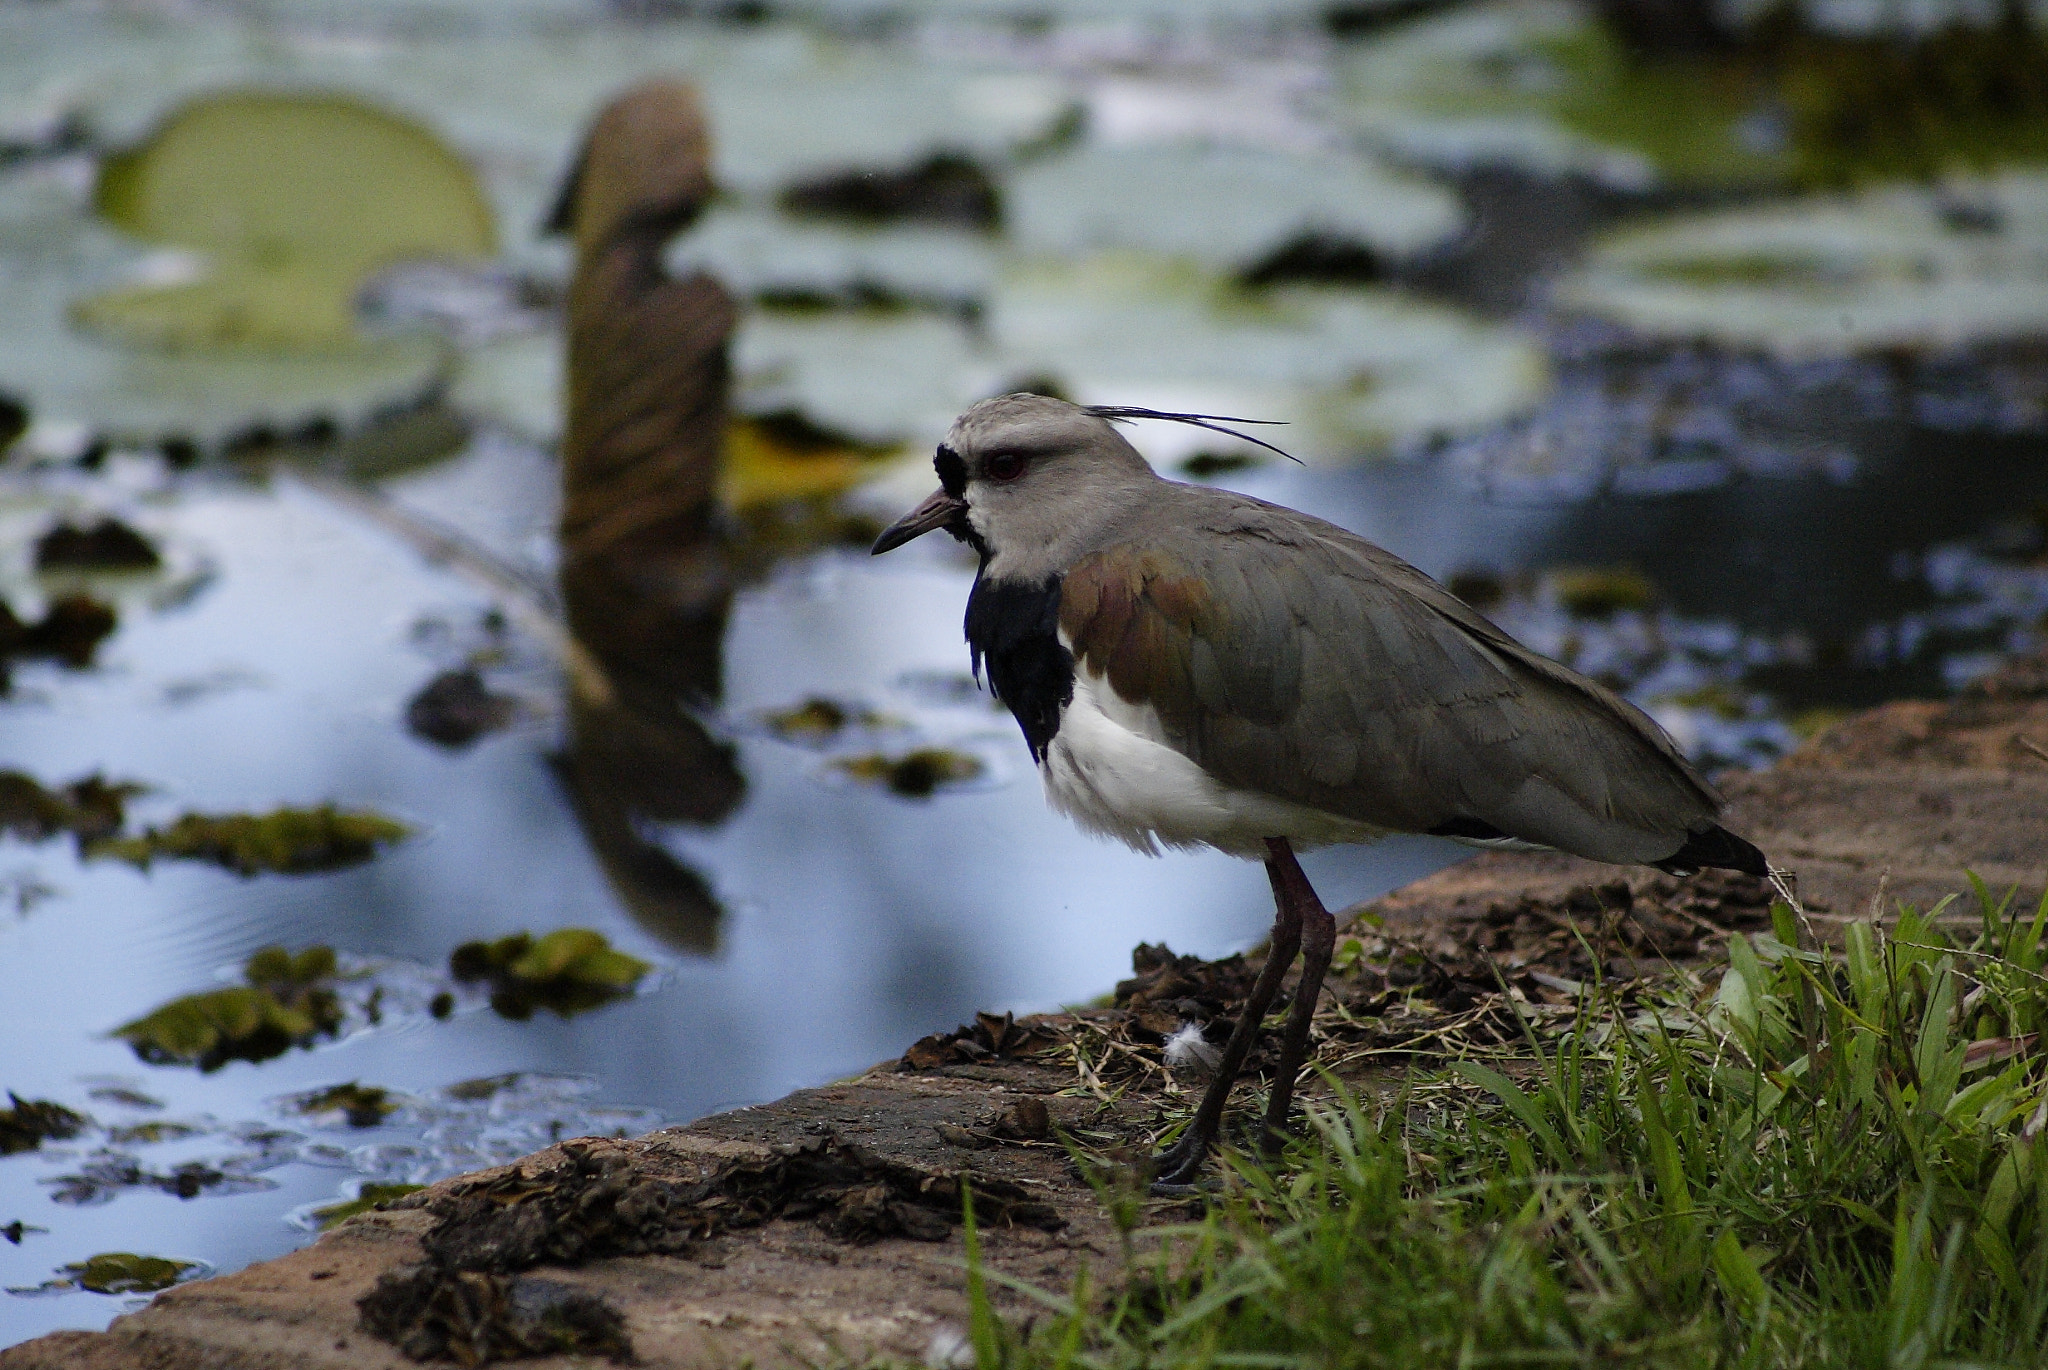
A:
[1039,667,1389,859]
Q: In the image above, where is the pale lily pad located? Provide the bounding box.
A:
[80,90,495,355]
[0,162,448,442]
[1007,143,1464,270]
[986,252,1548,463]
[1335,0,1662,189]
[733,310,983,449]
[1556,173,2048,354]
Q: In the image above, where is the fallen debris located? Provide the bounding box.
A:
[0,1094,89,1155]
[406,668,517,748]
[356,1130,1061,1362]
[448,929,651,1020]
[900,1011,1066,1072]
[113,945,348,1071]
[777,151,999,229]
[88,805,411,876]
[32,518,162,572]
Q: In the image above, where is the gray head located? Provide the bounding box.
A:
[878,393,1297,580]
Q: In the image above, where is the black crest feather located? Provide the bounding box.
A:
[1084,405,1299,464]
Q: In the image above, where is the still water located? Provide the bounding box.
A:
[8,0,2048,1348]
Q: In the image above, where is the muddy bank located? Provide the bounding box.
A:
[8,646,2048,1369]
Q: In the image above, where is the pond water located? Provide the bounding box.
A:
[7,0,2048,1348]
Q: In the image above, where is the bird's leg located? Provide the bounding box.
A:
[1149,842,1304,1188]
[1259,837,1335,1148]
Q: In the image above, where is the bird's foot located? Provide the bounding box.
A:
[1147,1128,1214,1193]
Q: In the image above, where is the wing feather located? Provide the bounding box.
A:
[1057,488,1724,863]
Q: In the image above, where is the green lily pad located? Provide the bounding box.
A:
[113,944,348,1071]
[80,90,495,355]
[86,805,411,876]
[59,1252,199,1295]
[449,928,652,1020]
[310,1182,424,1230]
[1556,173,2048,354]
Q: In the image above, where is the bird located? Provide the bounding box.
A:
[870,393,1768,1185]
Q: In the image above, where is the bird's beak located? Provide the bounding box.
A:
[870,488,967,555]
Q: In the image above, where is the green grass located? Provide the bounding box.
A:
[967,882,2048,1368]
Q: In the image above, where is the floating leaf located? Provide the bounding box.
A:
[310,1182,424,1230]
[58,1252,198,1295]
[449,929,652,1021]
[832,748,985,798]
[113,944,347,1071]
[0,1093,88,1156]
[80,90,494,356]
[87,806,410,876]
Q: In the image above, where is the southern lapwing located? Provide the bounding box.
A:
[871,393,1768,1184]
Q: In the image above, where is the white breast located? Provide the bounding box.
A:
[1039,663,1389,859]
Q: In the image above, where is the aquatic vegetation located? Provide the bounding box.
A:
[113,945,347,1071]
[30,517,159,571]
[45,1154,278,1206]
[1559,173,2048,354]
[83,90,494,354]
[832,747,986,798]
[448,930,652,1021]
[777,150,1000,229]
[33,1253,198,1295]
[287,1083,401,1129]
[2,1221,47,1245]
[0,593,119,678]
[310,1182,424,1231]
[88,806,411,877]
[405,668,516,749]
[0,1094,87,1155]
[758,696,901,746]
[0,772,137,847]
[1549,564,1657,617]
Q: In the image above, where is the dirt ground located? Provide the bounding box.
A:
[9,650,2048,1369]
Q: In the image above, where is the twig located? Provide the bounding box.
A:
[286,469,615,708]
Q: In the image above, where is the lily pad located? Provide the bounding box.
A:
[0,1093,88,1156]
[0,593,119,678]
[32,517,161,572]
[56,1252,199,1295]
[448,928,652,1020]
[113,944,347,1071]
[1007,143,1464,271]
[288,1082,402,1129]
[82,90,495,355]
[1556,173,2048,353]
[86,805,411,876]
[310,1182,425,1230]
[987,252,1548,463]
[0,161,451,444]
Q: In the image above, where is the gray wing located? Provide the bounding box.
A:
[1057,489,1722,866]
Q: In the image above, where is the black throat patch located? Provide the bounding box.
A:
[964,575,1073,764]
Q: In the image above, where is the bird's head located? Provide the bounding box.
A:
[871,394,1287,567]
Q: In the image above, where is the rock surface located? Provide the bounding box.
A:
[8,650,2048,1369]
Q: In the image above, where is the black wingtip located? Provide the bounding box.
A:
[1656,824,1769,878]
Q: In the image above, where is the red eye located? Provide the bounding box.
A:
[986,452,1026,482]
